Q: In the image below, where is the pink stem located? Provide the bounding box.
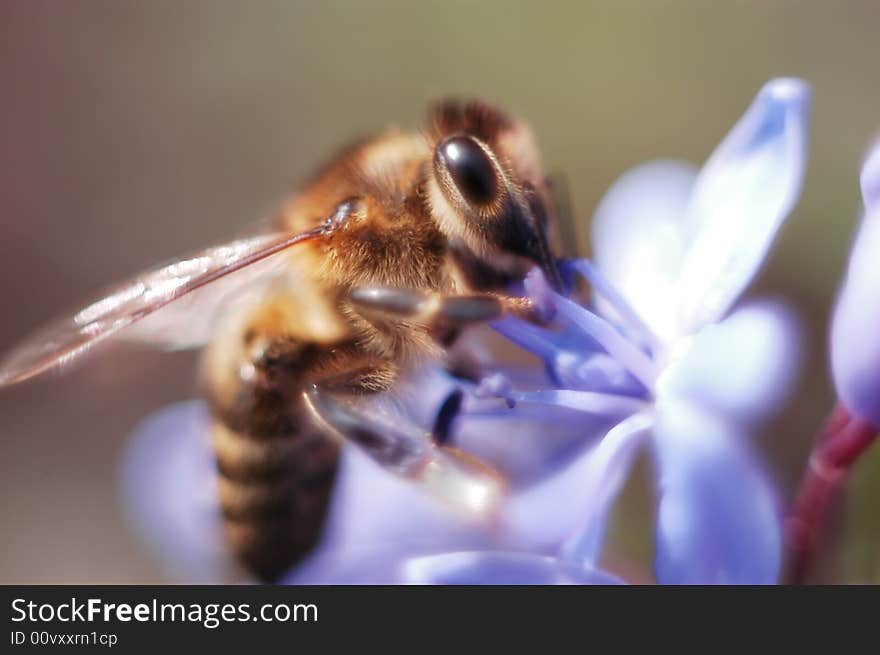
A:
[785,403,877,584]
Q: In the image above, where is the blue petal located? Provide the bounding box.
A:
[287,548,406,584]
[503,413,650,555]
[655,299,801,428]
[401,551,624,585]
[676,78,811,333]
[831,141,880,426]
[297,447,493,577]
[119,400,230,582]
[591,159,698,340]
[391,364,621,489]
[653,404,782,584]
[456,403,619,484]
[296,414,650,580]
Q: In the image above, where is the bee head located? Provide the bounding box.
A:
[427,100,562,290]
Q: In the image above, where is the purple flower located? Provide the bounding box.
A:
[121,395,623,584]
[484,78,811,583]
[785,141,880,583]
[831,139,880,427]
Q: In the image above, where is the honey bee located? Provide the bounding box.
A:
[0,100,563,581]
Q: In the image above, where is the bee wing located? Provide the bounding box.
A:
[0,227,329,387]
[119,250,287,350]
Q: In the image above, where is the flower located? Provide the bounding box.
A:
[784,137,880,584]
[484,77,811,583]
[831,139,880,428]
[121,392,624,584]
[283,431,624,585]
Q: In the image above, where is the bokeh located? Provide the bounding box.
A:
[1,0,878,583]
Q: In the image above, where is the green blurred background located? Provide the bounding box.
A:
[1,1,877,583]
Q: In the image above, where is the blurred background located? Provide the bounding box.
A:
[1,0,878,583]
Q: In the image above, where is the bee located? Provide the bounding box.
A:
[0,100,563,581]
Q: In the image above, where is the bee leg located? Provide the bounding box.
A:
[348,287,541,337]
[303,381,431,473]
[303,383,504,514]
[305,352,465,459]
[305,357,462,448]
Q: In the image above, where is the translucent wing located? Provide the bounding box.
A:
[118,251,287,351]
[0,225,334,387]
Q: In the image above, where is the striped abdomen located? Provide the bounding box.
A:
[201,287,355,582]
[211,398,339,582]
[201,275,404,581]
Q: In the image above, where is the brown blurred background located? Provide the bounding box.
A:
[1,1,878,583]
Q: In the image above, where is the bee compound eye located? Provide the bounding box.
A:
[437,136,499,206]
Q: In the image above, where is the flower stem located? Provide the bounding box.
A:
[784,403,877,583]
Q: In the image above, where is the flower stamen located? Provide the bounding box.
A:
[565,259,662,353]
[552,294,658,388]
[504,389,651,416]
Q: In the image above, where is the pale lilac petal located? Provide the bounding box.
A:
[503,413,651,555]
[591,159,698,340]
[831,219,880,426]
[286,547,408,584]
[305,447,493,568]
[402,551,624,585]
[119,400,230,582]
[831,140,880,426]
[676,78,811,333]
[288,446,496,584]
[388,364,616,487]
[655,300,801,427]
[557,413,653,566]
[653,404,781,584]
[406,362,633,485]
[456,405,618,484]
